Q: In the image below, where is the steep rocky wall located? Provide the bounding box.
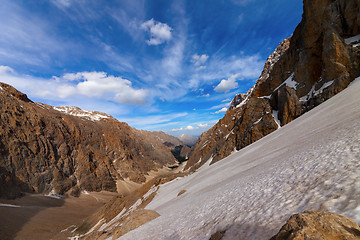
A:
[0,83,176,198]
[186,0,360,170]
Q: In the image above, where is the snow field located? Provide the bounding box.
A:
[120,78,360,240]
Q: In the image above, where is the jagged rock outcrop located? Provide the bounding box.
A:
[0,82,177,199]
[270,211,360,240]
[185,0,360,170]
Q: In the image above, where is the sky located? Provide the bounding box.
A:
[0,0,303,137]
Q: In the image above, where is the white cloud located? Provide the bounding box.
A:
[214,73,241,92]
[141,19,172,45]
[0,66,147,106]
[171,123,211,132]
[58,71,148,105]
[198,123,209,128]
[214,107,228,114]
[167,121,214,137]
[191,54,209,66]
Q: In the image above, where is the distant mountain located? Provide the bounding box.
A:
[140,131,191,163]
[0,83,177,199]
[185,0,360,171]
[177,134,198,146]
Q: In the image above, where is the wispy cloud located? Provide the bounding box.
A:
[0,1,65,67]
[51,0,72,8]
[141,19,173,45]
[119,112,188,129]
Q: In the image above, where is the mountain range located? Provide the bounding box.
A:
[0,84,189,199]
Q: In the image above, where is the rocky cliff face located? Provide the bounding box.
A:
[0,83,177,199]
[185,0,360,170]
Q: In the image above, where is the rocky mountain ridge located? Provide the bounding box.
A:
[185,0,360,170]
[0,83,180,199]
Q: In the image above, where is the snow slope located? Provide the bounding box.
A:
[121,78,360,240]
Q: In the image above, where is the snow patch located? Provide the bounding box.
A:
[45,190,64,199]
[53,106,110,121]
[60,225,76,233]
[272,110,281,129]
[273,73,297,92]
[300,80,334,102]
[253,117,262,125]
[225,128,235,140]
[0,203,21,208]
[258,95,271,99]
[201,140,209,150]
[235,86,255,109]
[98,208,126,232]
[345,34,360,45]
[143,186,159,199]
[86,218,105,235]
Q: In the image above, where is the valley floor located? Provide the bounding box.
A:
[0,191,117,240]
[119,78,360,239]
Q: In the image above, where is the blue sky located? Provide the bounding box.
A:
[0,0,302,137]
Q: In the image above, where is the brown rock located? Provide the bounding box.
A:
[270,211,360,240]
[0,83,177,198]
[112,209,160,238]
